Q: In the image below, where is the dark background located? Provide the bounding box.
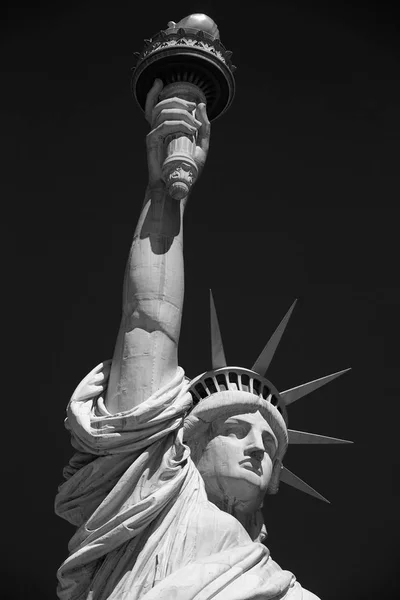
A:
[2,0,400,598]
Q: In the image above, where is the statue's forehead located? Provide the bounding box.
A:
[216,410,274,432]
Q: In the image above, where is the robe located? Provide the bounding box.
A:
[56,363,319,600]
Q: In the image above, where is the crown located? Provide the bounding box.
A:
[131,14,236,121]
[186,291,353,503]
[190,366,287,424]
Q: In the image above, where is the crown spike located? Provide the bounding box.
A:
[251,300,297,376]
[280,466,330,503]
[288,429,353,444]
[210,290,227,369]
[280,368,351,406]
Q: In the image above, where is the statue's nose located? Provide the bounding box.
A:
[246,430,265,458]
[249,447,265,462]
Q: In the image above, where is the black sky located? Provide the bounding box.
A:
[2,1,400,599]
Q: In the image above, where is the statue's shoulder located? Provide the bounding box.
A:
[177,499,252,561]
[279,580,320,600]
[301,588,321,600]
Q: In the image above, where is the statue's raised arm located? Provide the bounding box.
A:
[105,79,210,413]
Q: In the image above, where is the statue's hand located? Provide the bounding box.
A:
[145,79,211,191]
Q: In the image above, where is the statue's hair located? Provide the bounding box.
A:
[183,419,213,465]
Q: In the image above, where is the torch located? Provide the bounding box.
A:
[131,13,236,200]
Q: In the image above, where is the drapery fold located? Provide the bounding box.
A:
[56,362,315,600]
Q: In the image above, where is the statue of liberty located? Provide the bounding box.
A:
[55,14,351,600]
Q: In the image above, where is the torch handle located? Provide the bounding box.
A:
[159,82,207,201]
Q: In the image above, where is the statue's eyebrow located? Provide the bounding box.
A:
[222,418,251,432]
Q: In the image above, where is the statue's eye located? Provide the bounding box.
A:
[224,423,248,438]
[263,435,277,456]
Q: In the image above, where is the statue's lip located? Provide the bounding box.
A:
[239,458,262,475]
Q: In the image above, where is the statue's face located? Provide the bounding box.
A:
[195,410,278,513]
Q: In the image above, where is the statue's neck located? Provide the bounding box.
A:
[209,492,267,542]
